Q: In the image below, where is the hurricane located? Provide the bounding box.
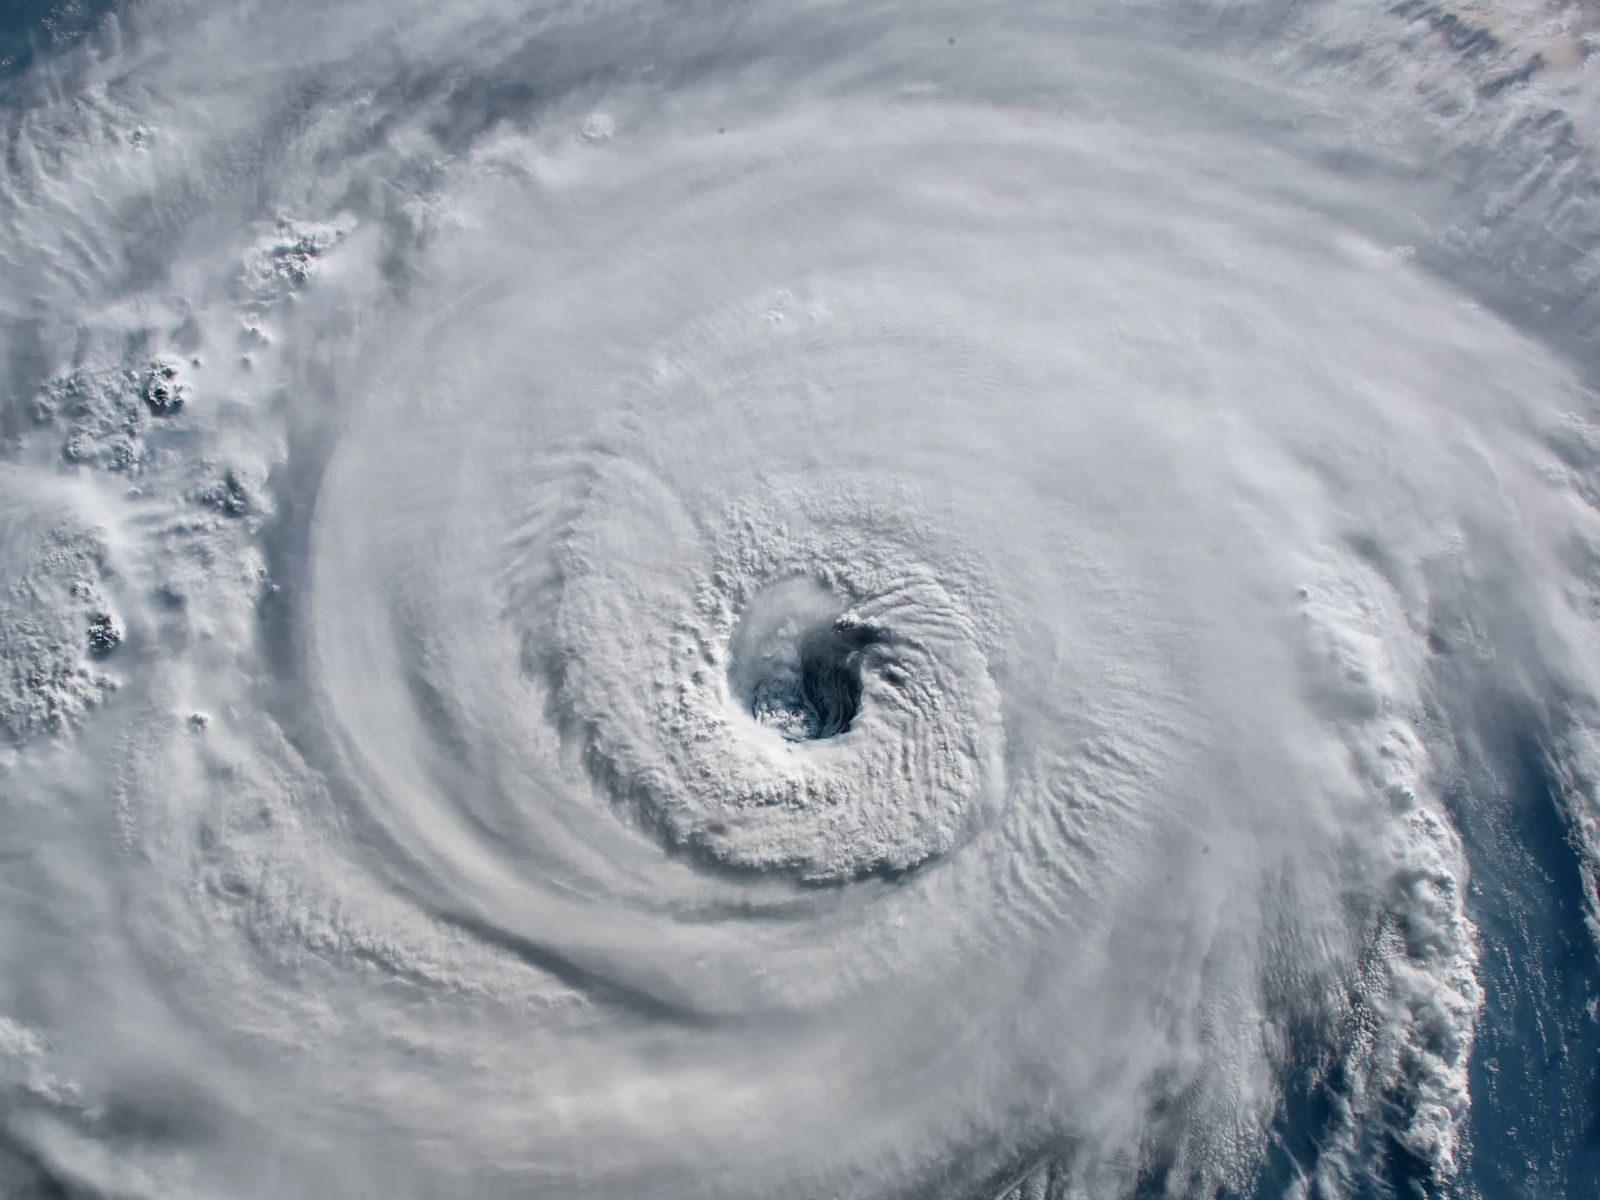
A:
[2,2,1598,1197]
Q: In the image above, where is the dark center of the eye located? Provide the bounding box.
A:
[748,620,878,741]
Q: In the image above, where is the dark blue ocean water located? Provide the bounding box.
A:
[1453,733,1600,1200]
[0,0,116,78]
[1247,723,1600,1200]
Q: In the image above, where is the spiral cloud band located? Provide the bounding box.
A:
[2,1,1599,1197]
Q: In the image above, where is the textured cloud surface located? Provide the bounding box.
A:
[2,2,1599,1198]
